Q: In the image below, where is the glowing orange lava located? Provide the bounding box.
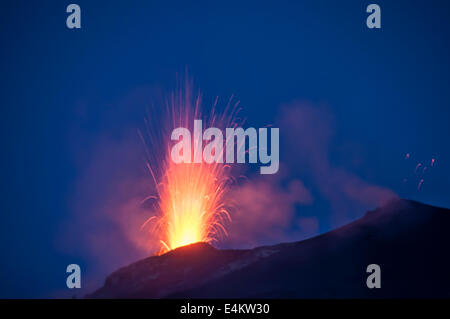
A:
[153,160,231,252]
[141,83,239,254]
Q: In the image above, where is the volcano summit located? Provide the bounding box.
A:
[88,199,450,298]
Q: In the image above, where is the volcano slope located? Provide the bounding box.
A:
[88,199,450,298]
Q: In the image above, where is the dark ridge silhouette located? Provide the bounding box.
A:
[88,199,450,298]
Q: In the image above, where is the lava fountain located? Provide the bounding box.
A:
[141,82,240,254]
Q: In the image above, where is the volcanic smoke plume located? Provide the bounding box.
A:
[277,102,397,226]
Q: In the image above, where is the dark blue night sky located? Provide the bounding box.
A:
[1,0,450,298]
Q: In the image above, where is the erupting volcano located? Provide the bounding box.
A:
[140,83,240,254]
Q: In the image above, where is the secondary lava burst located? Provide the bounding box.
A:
[140,82,240,254]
